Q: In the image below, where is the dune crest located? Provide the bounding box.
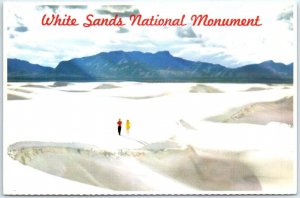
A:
[207,96,293,125]
[243,87,270,92]
[190,84,222,93]
[22,84,49,88]
[94,84,120,89]
[8,141,261,191]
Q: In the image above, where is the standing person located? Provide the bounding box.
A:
[117,119,122,136]
[126,120,131,135]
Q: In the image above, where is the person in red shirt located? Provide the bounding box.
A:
[117,119,122,136]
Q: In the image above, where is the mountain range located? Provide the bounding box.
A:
[8,51,293,83]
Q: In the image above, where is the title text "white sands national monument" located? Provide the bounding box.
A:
[41,14,262,27]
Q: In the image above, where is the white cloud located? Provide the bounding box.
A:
[5,1,295,68]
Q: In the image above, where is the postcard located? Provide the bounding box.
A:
[3,0,297,195]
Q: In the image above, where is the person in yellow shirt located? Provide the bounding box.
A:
[126,120,131,135]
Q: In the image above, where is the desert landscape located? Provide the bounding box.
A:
[4,82,296,194]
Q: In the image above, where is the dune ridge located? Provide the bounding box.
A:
[190,84,223,93]
[8,141,262,191]
[243,87,270,92]
[22,84,49,88]
[207,96,293,125]
[94,84,120,89]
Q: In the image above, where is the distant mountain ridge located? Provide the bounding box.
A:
[8,51,293,83]
[8,59,55,81]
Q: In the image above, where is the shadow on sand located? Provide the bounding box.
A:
[8,141,261,191]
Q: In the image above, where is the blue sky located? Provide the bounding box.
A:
[5,0,295,68]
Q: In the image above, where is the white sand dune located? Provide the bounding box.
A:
[190,84,223,93]
[4,82,296,194]
[7,93,29,100]
[8,141,261,191]
[49,81,72,87]
[243,87,271,92]
[22,83,50,89]
[177,119,197,130]
[8,87,33,94]
[7,85,35,100]
[115,93,168,100]
[61,90,90,93]
[94,84,120,89]
[207,96,293,125]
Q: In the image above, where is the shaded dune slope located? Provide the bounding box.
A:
[207,96,293,125]
[242,87,270,92]
[7,93,29,100]
[137,145,261,191]
[7,87,33,100]
[94,84,120,89]
[8,141,261,191]
[190,84,223,93]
